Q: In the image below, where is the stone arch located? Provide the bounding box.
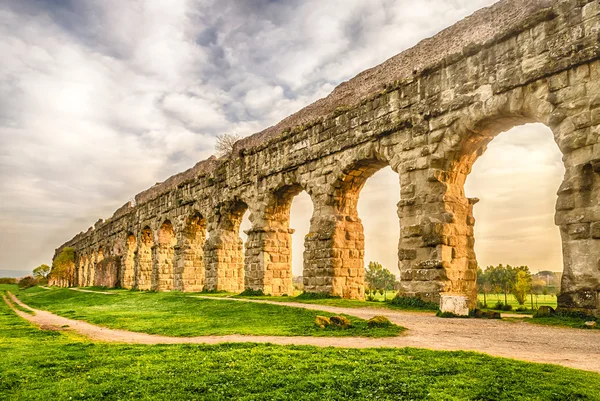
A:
[407,77,599,314]
[135,226,154,290]
[204,198,248,292]
[305,152,400,300]
[244,183,308,295]
[154,220,176,291]
[175,212,207,292]
[78,254,88,287]
[122,233,136,289]
[89,247,103,287]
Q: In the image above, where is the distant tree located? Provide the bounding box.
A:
[477,267,492,307]
[365,261,396,300]
[50,247,76,286]
[512,269,532,306]
[485,265,503,298]
[33,264,51,283]
[215,133,242,157]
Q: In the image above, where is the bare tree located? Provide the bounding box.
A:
[215,133,242,157]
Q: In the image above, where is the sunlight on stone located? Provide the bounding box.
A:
[464,123,565,273]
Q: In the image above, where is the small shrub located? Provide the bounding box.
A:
[296,292,340,300]
[368,316,392,328]
[555,309,598,321]
[200,289,227,294]
[436,310,469,319]
[378,289,384,296]
[0,277,17,284]
[494,301,504,310]
[314,316,331,328]
[366,294,376,302]
[330,315,352,329]
[534,305,555,318]
[18,276,38,289]
[389,295,438,311]
[477,301,488,309]
[238,289,266,297]
[516,306,528,312]
[502,304,513,311]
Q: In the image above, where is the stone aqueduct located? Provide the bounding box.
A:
[54,0,600,315]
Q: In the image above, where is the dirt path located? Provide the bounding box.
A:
[5,292,600,373]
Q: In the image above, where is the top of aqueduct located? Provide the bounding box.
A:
[90,0,555,219]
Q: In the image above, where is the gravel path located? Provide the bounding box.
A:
[5,292,600,373]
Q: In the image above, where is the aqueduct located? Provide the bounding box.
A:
[53,0,600,316]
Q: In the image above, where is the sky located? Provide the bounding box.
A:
[0,0,565,278]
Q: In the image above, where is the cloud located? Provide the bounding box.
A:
[2,0,564,279]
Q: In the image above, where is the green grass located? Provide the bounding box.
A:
[478,293,557,310]
[13,287,402,338]
[1,298,600,400]
[530,315,598,329]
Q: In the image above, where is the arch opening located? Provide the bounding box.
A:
[122,233,136,289]
[357,166,401,301]
[205,199,248,292]
[154,220,176,291]
[136,226,154,290]
[290,191,313,294]
[312,157,400,299]
[176,213,207,292]
[441,118,569,311]
[464,123,565,310]
[245,184,313,296]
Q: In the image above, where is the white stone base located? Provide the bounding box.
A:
[440,294,470,316]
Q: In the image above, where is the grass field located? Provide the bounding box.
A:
[7,286,402,338]
[2,293,599,400]
[478,293,558,310]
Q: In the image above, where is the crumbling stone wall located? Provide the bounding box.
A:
[54,0,600,316]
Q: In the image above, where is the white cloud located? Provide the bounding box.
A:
[2,0,565,279]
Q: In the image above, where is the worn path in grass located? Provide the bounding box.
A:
[5,292,600,373]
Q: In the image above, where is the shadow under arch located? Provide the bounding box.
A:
[244,183,314,296]
[175,212,207,292]
[135,226,154,290]
[204,198,248,292]
[122,232,136,289]
[154,220,176,291]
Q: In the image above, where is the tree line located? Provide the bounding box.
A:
[477,264,560,309]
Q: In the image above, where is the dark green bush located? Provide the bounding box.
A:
[389,295,438,311]
[0,277,17,284]
[494,301,504,310]
[555,309,598,321]
[296,292,340,300]
[238,289,266,297]
[18,276,38,289]
[502,304,513,311]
